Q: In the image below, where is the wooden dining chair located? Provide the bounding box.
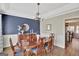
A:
[44,35,54,54]
[18,34,24,48]
[29,34,37,44]
[23,49,33,56]
[9,38,24,56]
[45,36,54,54]
[9,38,15,55]
[37,38,46,56]
[47,36,53,53]
[28,34,37,56]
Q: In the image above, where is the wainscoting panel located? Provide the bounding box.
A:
[3,34,18,48]
[0,36,3,52]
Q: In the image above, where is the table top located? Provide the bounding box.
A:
[19,39,48,50]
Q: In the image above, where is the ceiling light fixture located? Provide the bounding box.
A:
[35,3,41,20]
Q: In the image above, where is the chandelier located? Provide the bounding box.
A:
[34,3,41,20]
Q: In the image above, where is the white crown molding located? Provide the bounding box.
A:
[42,4,79,19]
[2,10,33,19]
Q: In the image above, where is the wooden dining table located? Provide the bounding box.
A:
[19,38,48,49]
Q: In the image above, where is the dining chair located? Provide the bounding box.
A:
[9,38,24,56]
[44,37,48,55]
[48,36,53,53]
[37,38,46,56]
[44,35,54,54]
[29,34,37,44]
[23,48,33,56]
[18,34,29,50]
[18,34,36,56]
[18,34,24,48]
[26,34,37,56]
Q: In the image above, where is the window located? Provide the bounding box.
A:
[76,26,79,33]
[67,26,74,32]
[46,24,52,31]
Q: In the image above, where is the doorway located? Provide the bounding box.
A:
[65,18,79,49]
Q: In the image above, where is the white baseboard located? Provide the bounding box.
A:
[54,43,65,48]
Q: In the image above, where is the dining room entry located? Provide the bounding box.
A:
[65,18,79,49]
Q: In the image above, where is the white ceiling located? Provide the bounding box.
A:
[8,3,67,14]
[0,3,79,19]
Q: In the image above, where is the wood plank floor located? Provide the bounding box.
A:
[3,38,79,56]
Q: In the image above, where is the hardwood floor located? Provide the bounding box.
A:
[3,38,79,56]
[65,38,79,56]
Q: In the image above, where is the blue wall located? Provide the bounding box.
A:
[2,14,40,35]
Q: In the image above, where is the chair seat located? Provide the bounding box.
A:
[44,44,48,48]
[15,49,25,56]
[15,52,22,56]
[14,46,21,52]
[14,47,24,56]
[45,45,48,49]
[31,48,37,54]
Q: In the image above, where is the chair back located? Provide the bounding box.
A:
[9,38,15,51]
[48,36,52,49]
[37,37,46,56]
[9,38,16,56]
[37,38,44,48]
